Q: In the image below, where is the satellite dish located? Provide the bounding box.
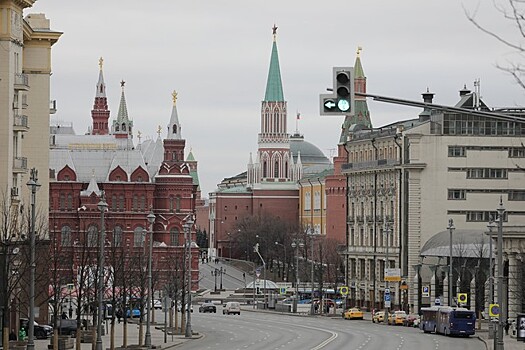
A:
[12,247,19,255]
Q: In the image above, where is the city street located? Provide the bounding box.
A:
[178,307,486,350]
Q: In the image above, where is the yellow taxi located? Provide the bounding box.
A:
[372,310,385,323]
[343,307,364,320]
[387,310,407,325]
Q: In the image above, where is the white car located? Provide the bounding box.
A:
[176,302,193,313]
[223,301,241,315]
[153,300,162,309]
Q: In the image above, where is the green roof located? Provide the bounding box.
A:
[264,41,284,102]
[186,150,195,161]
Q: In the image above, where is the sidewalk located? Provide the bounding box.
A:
[32,321,200,350]
[475,324,524,350]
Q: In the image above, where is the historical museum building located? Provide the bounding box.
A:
[209,27,331,258]
[48,61,202,300]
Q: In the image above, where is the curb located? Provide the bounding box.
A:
[475,335,489,350]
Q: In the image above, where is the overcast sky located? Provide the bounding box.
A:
[29,1,523,197]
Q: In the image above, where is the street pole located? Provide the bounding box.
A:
[384,219,390,322]
[496,198,505,350]
[145,211,155,348]
[447,219,455,307]
[96,194,108,350]
[487,219,496,339]
[291,241,304,313]
[26,168,40,350]
[184,216,194,338]
[254,244,266,308]
[310,235,315,316]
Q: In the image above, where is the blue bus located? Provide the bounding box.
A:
[420,306,476,336]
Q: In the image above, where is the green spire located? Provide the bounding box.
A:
[264,26,284,102]
[354,47,365,78]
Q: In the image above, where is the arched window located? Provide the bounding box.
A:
[140,195,146,211]
[170,228,179,246]
[305,192,311,211]
[134,226,144,247]
[173,125,177,134]
[59,193,65,210]
[263,161,268,178]
[111,194,117,211]
[274,160,279,178]
[132,195,138,211]
[113,226,122,247]
[176,196,181,213]
[169,196,174,212]
[285,162,288,178]
[61,226,71,247]
[122,123,126,131]
[87,225,97,247]
[119,194,125,211]
[67,194,73,210]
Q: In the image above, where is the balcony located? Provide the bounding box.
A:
[50,100,57,114]
[13,114,29,132]
[14,73,29,91]
[13,157,28,173]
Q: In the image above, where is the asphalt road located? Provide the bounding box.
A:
[177,307,486,350]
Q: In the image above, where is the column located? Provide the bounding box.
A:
[470,276,476,313]
[430,265,437,306]
[507,252,519,321]
[411,265,420,313]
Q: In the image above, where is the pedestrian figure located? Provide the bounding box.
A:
[505,319,510,335]
[116,308,122,324]
[61,311,68,319]
[9,329,16,341]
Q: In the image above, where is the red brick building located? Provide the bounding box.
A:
[48,61,201,301]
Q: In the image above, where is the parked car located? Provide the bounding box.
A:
[343,307,364,320]
[125,308,141,318]
[223,302,241,315]
[177,302,193,313]
[403,314,420,327]
[372,311,385,323]
[388,310,407,325]
[199,302,217,313]
[20,319,53,339]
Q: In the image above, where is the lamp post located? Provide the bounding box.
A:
[96,194,108,350]
[144,211,155,348]
[487,219,497,339]
[254,243,266,308]
[26,168,40,350]
[447,218,455,307]
[383,219,391,321]
[308,229,315,316]
[495,198,505,350]
[291,240,304,313]
[184,216,194,338]
[275,241,287,281]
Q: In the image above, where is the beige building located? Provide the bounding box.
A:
[343,87,525,320]
[0,1,61,225]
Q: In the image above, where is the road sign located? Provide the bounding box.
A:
[489,303,500,317]
[255,268,261,278]
[422,286,430,297]
[339,286,349,296]
[279,287,286,295]
[385,268,401,282]
[457,293,467,304]
[384,293,391,302]
[384,288,390,294]
[435,298,441,306]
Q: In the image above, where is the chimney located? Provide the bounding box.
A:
[419,88,434,122]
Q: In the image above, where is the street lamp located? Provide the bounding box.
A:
[144,211,155,348]
[275,241,287,281]
[184,216,194,338]
[487,219,497,339]
[96,194,108,350]
[447,218,455,307]
[26,168,40,350]
[383,219,391,321]
[254,243,266,308]
[291,240,304,313]
[495,198,505,350]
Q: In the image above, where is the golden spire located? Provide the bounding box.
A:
[172,90,178,106]
[157,125,162,137]
[272,24,278,41]
[356,46,362,57]
[98,57,103,70]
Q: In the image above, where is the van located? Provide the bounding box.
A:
[223,302,241,315]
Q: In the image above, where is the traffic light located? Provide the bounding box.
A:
[319,66,355,116]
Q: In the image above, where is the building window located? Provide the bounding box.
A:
[133,195,138,211]
[509,190,525,201]
[466,211,507,222]
[134,226,144,247]
[169,196,174,212]
[466,168,508,179]
[170,228,179,246]
[305,192,311,211]
[112,194,117,211]
[59,193,65,211]
[263,161,268,178]
[87,226,97,247]
[176,196,181,213]
[61,226,71,247]
[509,147,525,158]
[274,160,279,178]
[119,194,125,211]
[113,226,122,247]
[314,191,321,210]
[67,193,73,210]
[350,228,355,246]
[139,195,145,211]
[448,189,466,200]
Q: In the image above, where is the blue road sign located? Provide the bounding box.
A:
[385,294,391,302]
